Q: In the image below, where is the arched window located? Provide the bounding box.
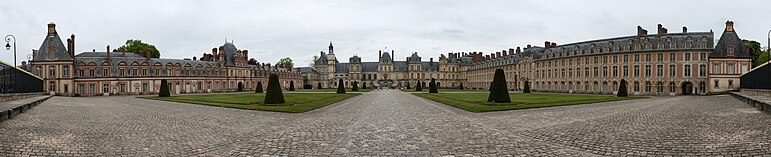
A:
[645,82,652,93]
[602,81,608,92]
[634,81,640,92]
[612,81,618,92]
[593,81,599,92]
[669,82,676,93]
[657,82,664,93]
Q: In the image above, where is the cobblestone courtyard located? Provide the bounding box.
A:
[2,90,771,156]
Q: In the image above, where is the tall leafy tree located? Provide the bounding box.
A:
[487,69,511,103]
[741,39,770,67]
[277,57,294,69]
[115,39,160,58]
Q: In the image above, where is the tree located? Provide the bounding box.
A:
[523,80,531,93]
[459,83,464,90]
[352,81,359,91]
[429,78,438,93]
[336,79,346,94]
[416,82,423,91]
[310,55,318,66]
[757,52,770,67]
[362,82,367,89]
[406,82,411,89]
[256,81,263,93]
[741,39,765,67]
[159,79,170,97]
[264,74,285,104]
[487,69,511,103]
[289,81,295,91]
[617,79,628,97]
[115,39,160,58]
[317,82,323,89]
[276,57,294,69]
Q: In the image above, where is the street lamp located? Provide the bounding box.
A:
[5,35,16,67]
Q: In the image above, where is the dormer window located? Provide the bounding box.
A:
[727,45,735,56]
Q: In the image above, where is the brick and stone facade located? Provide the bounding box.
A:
[25,22,302,96]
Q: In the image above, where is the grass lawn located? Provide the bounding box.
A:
[139,93,359,113]
[413,92,645,112]
[290,88,373,92]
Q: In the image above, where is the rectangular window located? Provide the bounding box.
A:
[584,67,590,77]
[699,64,707,77]
[594,57,598,64]
[602,66,608,77]
[623,66,629,77]
[89,84,95,94]
[684,65,691,77]
[669,65,676,77]
[79,84,85,94]
[612,66,618,77]
[645,54,652,62]
[728,80,734,88]
[684,53,691,61]
[49,67,56,77]
[645,65,651,77]
[103,69,109,77]
[89,69,95,77]
[603,56,608,64]
[657,53,663,62]
[623,55,629,63]
[103,84,109,93]
[700,53,707,61]
[634,65,640,77]
[63,67,69,77]
[142,83,148,92]
[714,80,719,88]
[634,54,640,62]
[613,56,618,63]
[713,64,721,74]
[670,53,676,62]
[657,65,663,77]
[120,69,125,76]
[142,69,148,76]
[132,69,137,76]
[727,63,735,74]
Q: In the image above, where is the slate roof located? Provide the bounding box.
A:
[540,32,713,61]
[222,42,238,66]
[712,29,751,58]
[32,31,73,61]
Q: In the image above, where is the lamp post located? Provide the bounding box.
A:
[5,35,16,67]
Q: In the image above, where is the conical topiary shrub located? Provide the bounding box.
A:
[317,82,322,89]
[264,74,285,104]
[523,80,531,93]
[159,79,170,97]
[617,79,628,97]
[362,83,367,89]
[406,82,411,89]
[336,79,346,94]
[429,78,438,93]
[256,81,263,93]
[289,81,295,91]
[459,83,464,90]
[416,82,423,91]
[352,81,359,91]
[487,68,511,103]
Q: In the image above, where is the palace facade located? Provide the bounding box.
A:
[23,23,302,96]
[303,21,751,95]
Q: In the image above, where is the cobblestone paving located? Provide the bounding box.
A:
[1,90,770,156]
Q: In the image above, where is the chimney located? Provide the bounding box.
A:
[47,22,56,37]
[430,57,433,63]
[67,38,72,55]
[545,41,551,48]
[682,26,688,33]
[491,53,496,59]
[32,50,37,59]
[496,52,501,58]
[637,26,648,37]
[145,48,152,59]
[193,56,196,61]
[70,34,75,57]
[725,20,734,32]
[551,42,557,48]
[527,44,532,48]
[93,49,96,52]
[106,45,111,64]
[516,47,521,53]
[657,24,668,35]
[391,50,394,62]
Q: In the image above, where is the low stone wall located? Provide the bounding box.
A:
[0,93,44,102]
[741,89,771,97]
[0,95,52,122]
[730,91,771,114]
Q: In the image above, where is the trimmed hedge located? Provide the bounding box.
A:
[159,79,170,97]
[429,78,438,93]
[459,83,464,90]
[523,80,531,93]
[487,68,511,102]
[336,79,346,94]
[256,81,263,93]
[416,82,423,91]
[264,74,285,104]
[362,82,367,89]
[618,79,628,97]
[289,81,295,91]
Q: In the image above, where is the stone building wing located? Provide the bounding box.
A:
[32,24,73,61]
[711,21,751,58]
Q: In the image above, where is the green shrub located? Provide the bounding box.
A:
[416,82,423,91]
[289,81,295,91]
[487,68,511,102]
[256,81,263,93]
[429,78,438,93]
[459,83,464,90]
[336,79,346,94]
[159,79,170,97]
[362,83,367,89]
[317,82,322,89]
[352,81,359,91]
[406,82,411,89]
[523,80,531,93]
[264,74,285,104]
[617,79,628,97]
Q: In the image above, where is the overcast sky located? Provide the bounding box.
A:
[2,0,770,67]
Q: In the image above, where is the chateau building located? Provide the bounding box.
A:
[24,22,302,96]
[303,21,750,95]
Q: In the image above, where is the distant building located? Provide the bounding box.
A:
[302,21,750,95]
[25,22,302,96]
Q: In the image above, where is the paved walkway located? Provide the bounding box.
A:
[1,90,771,156]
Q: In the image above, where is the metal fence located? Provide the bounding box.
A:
[741,62,771,90]
[0,61,43,94]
